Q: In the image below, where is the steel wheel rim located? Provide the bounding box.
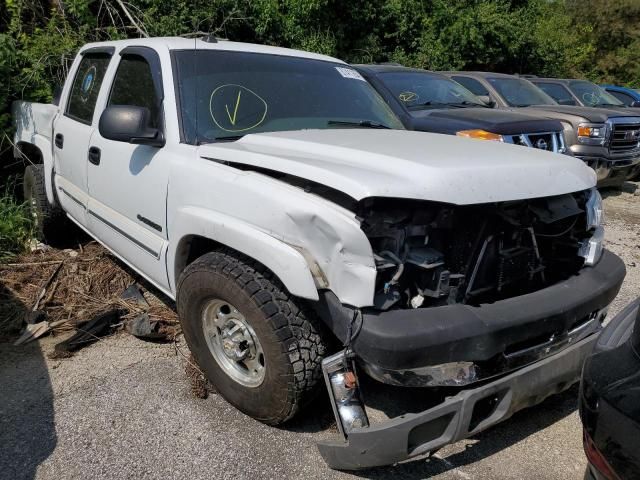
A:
[202,299,265,388]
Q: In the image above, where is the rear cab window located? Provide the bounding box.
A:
[65,53,112,124]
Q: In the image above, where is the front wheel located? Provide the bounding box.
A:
[177,249,327,425]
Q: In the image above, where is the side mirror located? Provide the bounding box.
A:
[99,105,164,147]
[631,100,640,108]
[558,98,577,106]
[478,95,495,107]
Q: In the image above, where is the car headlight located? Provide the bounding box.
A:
[580,189,605,266]
[579,226,604,266]
[585,188,604,230]
[456,129,504,142]
[577,123,607,145]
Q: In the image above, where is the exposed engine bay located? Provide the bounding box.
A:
[358,192,592,311]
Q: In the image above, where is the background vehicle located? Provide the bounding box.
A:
[601,84,640,107]
[580,297,640,480]
[441,71,640,187]
[530,78,640,111]
[12,38,625,470]
[354,64,566,153]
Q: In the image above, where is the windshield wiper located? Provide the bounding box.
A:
[326,120,391,129]
[445,101,488,108]
[409,101,451,109]
[214,135,245,142]
[594,103,622,107]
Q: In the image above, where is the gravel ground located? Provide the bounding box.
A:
[1,182,638,480]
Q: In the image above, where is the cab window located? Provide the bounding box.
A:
[451,76,489,96]
[108,54,160,128]
[608,90,634,105]
[534,82,577,105]
[66,53,112,124]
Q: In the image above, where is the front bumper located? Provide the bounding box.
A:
[571,146,640,187]
[318,332,597,470]
[347,250,625,383]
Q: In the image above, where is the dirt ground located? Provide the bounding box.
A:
[0,181,638,480]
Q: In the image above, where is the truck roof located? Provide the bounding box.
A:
[79,37,343,64]
[439,71,519,79]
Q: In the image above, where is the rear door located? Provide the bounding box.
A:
[86,47,170,290]
[53,49,113,225]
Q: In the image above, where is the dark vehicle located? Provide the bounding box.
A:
[530,78,640,111]
[580,297,640,480]
[353,65,566,153]
[601,84,640,107]
[441,72,640,188]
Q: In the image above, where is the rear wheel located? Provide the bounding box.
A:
[177,249,327,425]
[23,164,70,245]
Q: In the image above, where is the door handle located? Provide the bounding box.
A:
[55,133,64,149]
[88,146,101,166]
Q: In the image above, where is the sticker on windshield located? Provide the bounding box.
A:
[79,65,97,102]
[209,84,268,133]
[335,67,365,82]
[398,91,418,103]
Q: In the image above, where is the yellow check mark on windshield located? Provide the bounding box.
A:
[225,90,242,126]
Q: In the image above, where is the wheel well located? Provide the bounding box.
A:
[174,235,224,286]
[15,142,44,165]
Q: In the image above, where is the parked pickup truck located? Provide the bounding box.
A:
[442,71,640,187]
[13,38,625,470]
[354,64,567,153]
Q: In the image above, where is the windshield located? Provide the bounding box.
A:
[568,80,624,107]
[487,77,557,107]
[379,72,487,109]
[173,50,403,143]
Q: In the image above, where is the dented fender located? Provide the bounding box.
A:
[168,206,319,300]
[167,158,378,307]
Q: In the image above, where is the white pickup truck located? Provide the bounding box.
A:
[13,37,625,470]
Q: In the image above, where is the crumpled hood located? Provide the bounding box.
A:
[198,129,596,205]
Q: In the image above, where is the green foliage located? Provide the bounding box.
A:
[0,180,34,260]
[0,0,638,151]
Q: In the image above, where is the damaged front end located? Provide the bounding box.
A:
[360,189,601,312]
[314,188,625,470]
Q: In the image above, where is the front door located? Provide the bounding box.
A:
[53,51,113,225]
[86,48,170,291]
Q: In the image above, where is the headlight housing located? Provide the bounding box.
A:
[456,129,504,142]
[577,123,608,145]
[580,188,605,266]
[579,226,604,266]
[585,188,604,230]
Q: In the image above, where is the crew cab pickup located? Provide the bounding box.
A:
[354,64,567,153]
[13,38,625,470]
[442,71,640,188]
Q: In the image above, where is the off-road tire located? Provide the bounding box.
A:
[177,249,327,425]
[23,164,69,245]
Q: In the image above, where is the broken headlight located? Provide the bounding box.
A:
[580,189,605,266]
[580,226,605,266]
[585,188,604,230]
[577,123,607,146]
